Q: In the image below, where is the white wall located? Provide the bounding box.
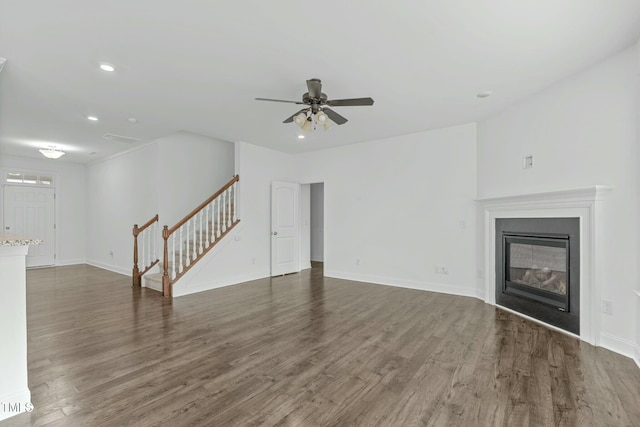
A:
[157,132,235,226]
[86,132,234,275]
[86,144,160,274]
[0,245,30,421]
[295,123,478,297]
[310,183,324,262]
[0,155,86,265]
[173,141,296,296]
[477,46,638,355]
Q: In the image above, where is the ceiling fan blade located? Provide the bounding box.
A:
[306,79,322,99]
[255,97,304,104]
[283,108,309,123]
[323,108,348,125]
[326,97,374,107]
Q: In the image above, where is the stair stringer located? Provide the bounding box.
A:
[167,222,264,297]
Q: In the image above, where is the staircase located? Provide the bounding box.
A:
[133,175,240,297]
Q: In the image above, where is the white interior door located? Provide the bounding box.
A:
[4,185,55,267]
[271,181,300,276]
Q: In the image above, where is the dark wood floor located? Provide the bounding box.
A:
[2,263,639,427]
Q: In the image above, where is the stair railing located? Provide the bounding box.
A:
[132,214,160,287]
[162,175,239,297]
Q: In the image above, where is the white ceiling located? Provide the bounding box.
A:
[1,1,639,164]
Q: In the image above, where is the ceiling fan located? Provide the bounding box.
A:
[255,78,374,130]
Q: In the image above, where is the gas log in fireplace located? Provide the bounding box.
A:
[496,218,580,334]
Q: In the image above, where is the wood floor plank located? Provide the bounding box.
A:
[1,263,639,427]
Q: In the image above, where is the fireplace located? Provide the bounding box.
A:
[496,218,580,334]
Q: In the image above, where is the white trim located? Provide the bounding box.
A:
[0,388,31,422]
[496,305,580,340]
[635,345,640,370]
[86,140,157,165]
[55,258,86,266]
[325,270,478,299]
[85,259,131,277]
[477,186,611,347]
[599,332,637,360]
[172,271,268,297]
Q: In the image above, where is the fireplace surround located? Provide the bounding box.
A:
[478,186,610,345]
[496,217,580,334]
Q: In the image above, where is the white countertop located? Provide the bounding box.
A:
[0,233,43,247]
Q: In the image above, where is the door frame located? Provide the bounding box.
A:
[270,181,301,276]
[1,167,58,267]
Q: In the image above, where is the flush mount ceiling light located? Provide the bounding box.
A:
[99,63,115,72]
[87,115,98,121]
[297,135,305,139]
[477,91,492,98]
[38,146,66,159]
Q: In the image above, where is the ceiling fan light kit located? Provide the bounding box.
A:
[256,78,374,132]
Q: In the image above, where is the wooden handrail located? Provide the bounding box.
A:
[134,214,159,237]
[167,175,239,235]
[132,214,159,287]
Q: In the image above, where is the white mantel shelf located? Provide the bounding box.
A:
[477,185,611,349]
[476,185,612,205]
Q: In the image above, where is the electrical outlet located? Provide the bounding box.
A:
[523,155,534,169]
[356,258,361,266]
[109,250,114,257]
[435,266,449,274]
[602,300,613,315]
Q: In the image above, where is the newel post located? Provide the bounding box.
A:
[132,224,140,287]
[162,225,172,298]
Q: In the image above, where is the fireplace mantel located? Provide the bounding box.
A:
[477,186,611,346]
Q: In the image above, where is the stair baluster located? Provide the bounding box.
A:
[232,181,237,222]
[179,226,183,274]
[140,176,240,297]
[132,214,160,287]
[205,204,210,247]
[216,198,221,238]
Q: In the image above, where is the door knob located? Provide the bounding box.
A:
[272,231,278,236]
[4,227,9,230]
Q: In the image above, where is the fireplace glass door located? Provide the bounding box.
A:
[503,235,569,311]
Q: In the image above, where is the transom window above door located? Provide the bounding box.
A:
[6,172,53,185]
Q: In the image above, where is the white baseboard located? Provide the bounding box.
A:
[0,388,31,422]
[635,345,640,370]
[172,270,269,298]
[310,257,324,262]
[598,332,638,361]
[85,259,131,277]
[55,258,86,266]
[324,270,478,299]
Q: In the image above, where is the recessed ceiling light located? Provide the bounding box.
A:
[99,63,115,72]
[128,117,138,123]
[297,135,305,139]
[477,91,492,98]
[87,115,98,121]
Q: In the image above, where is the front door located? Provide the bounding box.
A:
[3,185,55,267]
[271,181,300,276]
